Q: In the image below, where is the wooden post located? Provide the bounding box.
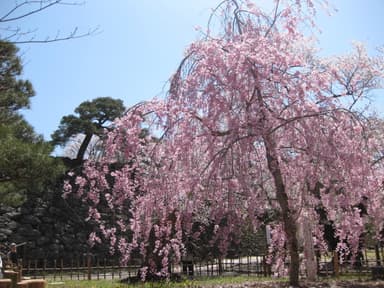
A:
[96,257,100,280]
[70,258,73,280]
[87,253,92,280]
[18,260,22,282]
[381,245,384,265]
[111,258,115,279]
[375,243,382,266]
[103,258,106,279]
[76,257,80,280]
[17,279,47,288]
[0,279,12,288]
[60,259,63,281]
[333,251,339,277]
[34,260,37,279]
[118,259,122,279]
[27,259,30,276]
[3,270,18,288]
[53,259,57,281]
[43,259,46,279]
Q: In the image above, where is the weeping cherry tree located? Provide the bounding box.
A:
[64,0,384,286]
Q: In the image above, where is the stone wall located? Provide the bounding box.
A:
[0,189,106,261]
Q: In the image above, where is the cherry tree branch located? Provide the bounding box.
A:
[8,27,100,44]
[265,0,281,37]
[0,0,99,44]
[0,0,74,22]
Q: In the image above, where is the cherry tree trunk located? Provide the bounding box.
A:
[264,134,300,287]
[303,217,317,281]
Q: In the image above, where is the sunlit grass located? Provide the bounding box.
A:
[48,279,126,288]
[45,273,379,287]
[48,276,283,288]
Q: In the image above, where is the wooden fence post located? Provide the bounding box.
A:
[87,253,92,280]
[333,251,339,277]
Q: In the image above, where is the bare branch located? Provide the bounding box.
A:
[231,0,243,35]
[0,0,98,44]
[10,26,100,44]
[1,0,61,22]
[206,0,228,37]
[372,155,384,166]
[1,0,84,22]
[265,0,281,37]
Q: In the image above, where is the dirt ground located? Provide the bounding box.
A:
[205,280,384,288]
[298,280,384,288]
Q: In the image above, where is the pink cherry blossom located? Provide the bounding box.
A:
[64,1,384,286]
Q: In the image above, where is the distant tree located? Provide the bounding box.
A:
[62,134,103,161]
[0,121,63,205]
[0,40,34,123]
[0,0,98,44]
[51,97,125,164]
[0,40,64,206]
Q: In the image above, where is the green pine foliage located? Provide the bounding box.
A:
[0,40,64,206]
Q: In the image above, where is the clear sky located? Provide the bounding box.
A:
[1,0,383,155]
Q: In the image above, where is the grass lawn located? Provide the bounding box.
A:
[47,276,281,288]
[46,275,384,288]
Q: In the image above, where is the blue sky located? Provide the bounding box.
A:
[1,0,383,153]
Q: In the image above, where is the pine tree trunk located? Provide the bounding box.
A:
[76,133,93,162]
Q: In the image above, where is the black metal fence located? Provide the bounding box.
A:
[16,255,384,281]
[19,255,272,281]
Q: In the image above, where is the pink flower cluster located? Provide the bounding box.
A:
[64,0,384,281]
